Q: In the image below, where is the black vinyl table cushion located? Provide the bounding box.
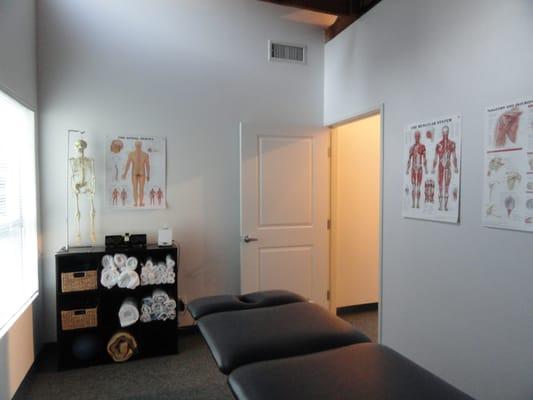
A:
[229,343,475,400]
[198,301,370,374]
[187,290,306,320]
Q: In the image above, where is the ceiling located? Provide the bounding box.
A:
[257,0,382,40]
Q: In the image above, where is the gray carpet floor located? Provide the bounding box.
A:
[15,311,378,400]
[338,308,379,343]
[14,334,233,400]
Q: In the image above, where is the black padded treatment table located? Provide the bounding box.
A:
[229,343,474,400]
[187,290,306,320]
[198,301,370,374]
[188,291,474,400]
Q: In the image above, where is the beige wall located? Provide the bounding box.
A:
[0,306,35,400]
[331,114,380,308]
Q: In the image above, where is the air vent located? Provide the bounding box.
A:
[269,41,307,64]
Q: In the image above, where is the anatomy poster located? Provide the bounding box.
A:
[483,99,533,231]
[402,115,462,223]
[105,136,166,209]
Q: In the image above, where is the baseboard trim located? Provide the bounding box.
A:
[336,302,378,315]
[178,324,199,335]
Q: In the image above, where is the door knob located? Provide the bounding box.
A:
[243,235,259,243]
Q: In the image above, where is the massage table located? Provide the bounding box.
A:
[188,290,474,400]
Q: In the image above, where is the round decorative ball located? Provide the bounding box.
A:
[72,334,99,361]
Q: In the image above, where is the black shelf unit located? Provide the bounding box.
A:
[55,244,179,370]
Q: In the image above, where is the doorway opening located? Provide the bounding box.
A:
[329,110,383,343]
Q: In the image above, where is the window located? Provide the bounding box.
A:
[0,89,38,338]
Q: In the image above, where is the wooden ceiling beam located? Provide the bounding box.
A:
[326,0,381,41]
[258,0,353,16]
[257,0,382,41]
[325,15,358,41]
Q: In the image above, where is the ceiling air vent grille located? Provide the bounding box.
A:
[269,41,307,64]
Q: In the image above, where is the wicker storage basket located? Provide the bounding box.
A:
[61,307,98,331]
[61,270,97,293]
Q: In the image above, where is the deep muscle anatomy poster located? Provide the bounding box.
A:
[105,136,166,209]
[402,115,462,223]
[483,99,533,231]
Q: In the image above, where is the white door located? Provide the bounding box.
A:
[240,123,330,308]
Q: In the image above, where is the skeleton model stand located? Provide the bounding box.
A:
[69,136,96,245]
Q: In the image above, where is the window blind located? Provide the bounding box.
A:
[0,89,38,338]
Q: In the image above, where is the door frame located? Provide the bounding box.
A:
[327,104,385,344]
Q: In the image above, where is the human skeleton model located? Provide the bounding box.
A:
[69,139,96,244]
[149,188,156,205]
[406,131,427,208]
[122,141,150,207]
[432,126,458,211]
[494,108,522,148]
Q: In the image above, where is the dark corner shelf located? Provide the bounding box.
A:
[55,243,179,370]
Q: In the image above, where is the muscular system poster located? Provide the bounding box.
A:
[105,136,166,209]
[402,115,462,223]
[483,99,533,232]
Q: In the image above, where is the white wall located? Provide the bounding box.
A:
[0,0,38,398]
[325,1,533,399]
[37,0,324,342]
[0,0,37,108]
